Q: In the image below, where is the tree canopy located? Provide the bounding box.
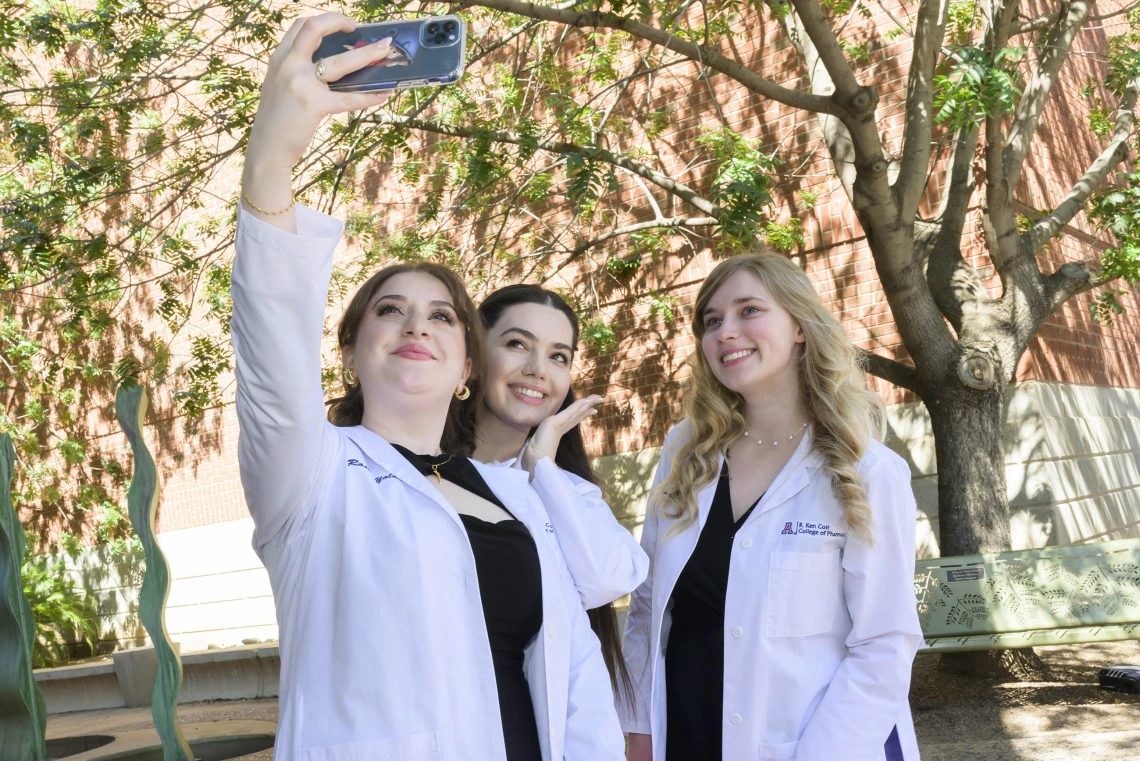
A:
[3,0,1140,561]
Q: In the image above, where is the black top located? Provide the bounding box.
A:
[665,460,760,761]
[391,445,543,761]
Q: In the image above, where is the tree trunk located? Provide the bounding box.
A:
[924,380,1050,680]
[926,382,1011,557]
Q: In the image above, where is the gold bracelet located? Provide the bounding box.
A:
[241,190,295,216]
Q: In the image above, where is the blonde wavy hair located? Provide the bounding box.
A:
[654,252,886,543]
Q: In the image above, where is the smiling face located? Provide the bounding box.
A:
[699,268,805,396]
[482,302,576,431]
[342,271,471,407]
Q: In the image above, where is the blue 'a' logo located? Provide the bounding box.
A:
[781,522,796,535]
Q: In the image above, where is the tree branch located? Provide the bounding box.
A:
[366,112,720,217]
[1011,1,1140,35]
[784,0,900,257]
[1010,7,1062,35]
[766,1,858,200]
[858,349,920,392]
[457,0,840,114]
[1004,0,1095,188]
[1023,74,1140,252]
[787,0,866,102]
[936,124,980,222]
[980,0,1025,281]
[564,216,718,258]
[898,0,951,221]
[1042,260,1108,308]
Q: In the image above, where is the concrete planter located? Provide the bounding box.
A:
[34,643,280,715]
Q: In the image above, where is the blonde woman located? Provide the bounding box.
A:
[621,253,923,761]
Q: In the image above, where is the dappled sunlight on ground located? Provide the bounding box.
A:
[913,641,1140,760]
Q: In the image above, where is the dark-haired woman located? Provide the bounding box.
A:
[466,285,649,698]
[232,13,624,761]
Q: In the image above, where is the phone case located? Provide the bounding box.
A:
[312,16,467,92]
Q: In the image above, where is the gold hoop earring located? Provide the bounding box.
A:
[343,367,358,386]
[454,385,471,401]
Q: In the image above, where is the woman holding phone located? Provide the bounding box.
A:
[234,13,624,761]
[464,285,649,698]
[621,253,923,761]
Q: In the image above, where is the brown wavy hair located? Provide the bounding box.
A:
[327,262,486,454]
[653,252,886,542]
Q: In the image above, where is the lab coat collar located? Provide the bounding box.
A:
[470,458,535,525]
[742,426,825,527]
[340,425,466,529]
[487,438,529,469]
[695,426,824,531]
[341,425,538,530]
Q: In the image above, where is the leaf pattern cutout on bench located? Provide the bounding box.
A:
[914,540,1140,638]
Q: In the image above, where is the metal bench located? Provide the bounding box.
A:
[914,538,1140,653]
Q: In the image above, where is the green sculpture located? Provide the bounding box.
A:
[0,433,48,760]
[115,384,193,761]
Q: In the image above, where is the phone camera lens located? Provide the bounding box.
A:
[434,33,446,44]
[427,22,440,34]
[443,21,457,33]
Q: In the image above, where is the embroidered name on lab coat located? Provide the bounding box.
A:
[348,458,395,486]
[781,520,846,538]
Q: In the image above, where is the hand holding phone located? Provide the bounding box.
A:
[312,16,467,93]
[242,12,399,229]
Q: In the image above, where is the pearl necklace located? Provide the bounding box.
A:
[742,421,808,447]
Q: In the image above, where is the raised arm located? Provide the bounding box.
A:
[233,12,396,547]
[231,207,342,548]
[529,458,648,608]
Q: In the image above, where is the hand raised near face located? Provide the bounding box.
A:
[520,395,603,477]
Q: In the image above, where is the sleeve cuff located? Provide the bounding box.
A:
[237,204,345,255]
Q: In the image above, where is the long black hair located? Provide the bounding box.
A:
[475,284,633,700]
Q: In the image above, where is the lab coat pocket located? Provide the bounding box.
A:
[764,549,842,638]
[757,739,798,759]
[298,730,441,761]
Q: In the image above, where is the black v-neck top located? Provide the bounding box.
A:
[665,459,762,761]
[391,444,543,761]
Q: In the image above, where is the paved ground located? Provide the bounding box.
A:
[45,641,1140,760]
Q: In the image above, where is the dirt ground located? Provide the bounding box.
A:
[911,640,1140,760]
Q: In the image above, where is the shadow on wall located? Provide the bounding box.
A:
[57,542,147,658]
[594,446,663,539]
[883,380,1140,559]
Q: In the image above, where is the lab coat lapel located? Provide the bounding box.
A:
[340,425,466,532]
[471,459,561,761]
[745,428,825,524]
[657,452,724,600]
[471,459,534,527]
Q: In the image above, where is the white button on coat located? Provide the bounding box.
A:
[619,421,924,761]
[231,207,625,761]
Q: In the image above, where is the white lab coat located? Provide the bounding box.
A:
[620,422,923,761]
[497,449,648,608]
[230,206,625,761]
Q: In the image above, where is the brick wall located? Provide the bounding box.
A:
[15,1,1140,537]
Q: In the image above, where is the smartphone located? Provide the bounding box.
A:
[312,16,467,92]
